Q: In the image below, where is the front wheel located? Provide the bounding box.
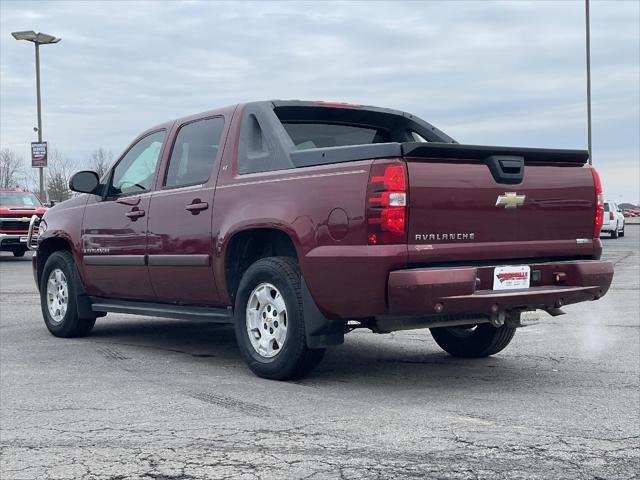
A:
[40,251,96,338]
[620,225,625,237]
[430,324,516,358]
[234,257,324,380]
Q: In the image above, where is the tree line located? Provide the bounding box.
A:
[0,147,113,203]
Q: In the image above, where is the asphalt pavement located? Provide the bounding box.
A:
[1,230,638,480]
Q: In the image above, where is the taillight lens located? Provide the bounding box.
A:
[367,162,407,245]
[591,167,604,237]
[609,212,615,221]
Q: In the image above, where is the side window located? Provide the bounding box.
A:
[109,131,165,196]
[409,131,428,142]
[238,113,294,174]
[165,117,225,188]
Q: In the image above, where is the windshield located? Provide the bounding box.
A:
[0,192,41,207]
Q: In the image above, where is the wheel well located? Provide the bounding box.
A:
[225,229,298,301]
[37,238,72,287]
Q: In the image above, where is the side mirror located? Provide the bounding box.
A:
[69,170,101,194]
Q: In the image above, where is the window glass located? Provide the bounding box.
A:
[165,117,225,188]
[0,192,41,207]
[109,131,165,196]
[282,122,390,150]
[238,113,293,174]
[604,203,610,212]
[410,131,428,142]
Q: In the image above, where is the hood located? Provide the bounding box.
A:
[0,205,48,215]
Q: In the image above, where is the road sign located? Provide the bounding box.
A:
[31,142,47,167]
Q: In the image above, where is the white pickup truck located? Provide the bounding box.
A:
[601,200,625,238]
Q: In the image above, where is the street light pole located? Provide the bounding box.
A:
[11,30,60,202]
[585,0,593,166]
[35,42,44,199]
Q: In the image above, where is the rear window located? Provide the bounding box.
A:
[604,203,610,212]
[282,123,390,150]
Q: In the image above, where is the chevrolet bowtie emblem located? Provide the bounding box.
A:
[496,192,526,209]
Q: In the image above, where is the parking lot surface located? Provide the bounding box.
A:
[1,230,638,480]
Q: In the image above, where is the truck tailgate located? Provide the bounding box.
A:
[404,143,598,264]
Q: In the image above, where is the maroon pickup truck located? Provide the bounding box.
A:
[32,100,613,379]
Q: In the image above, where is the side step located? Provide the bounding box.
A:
[89,297,234,323]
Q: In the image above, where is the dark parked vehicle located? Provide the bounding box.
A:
[32,100,614,379]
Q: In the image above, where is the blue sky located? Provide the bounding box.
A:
[1,0,638,202]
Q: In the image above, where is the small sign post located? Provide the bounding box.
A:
[31,141,48,167]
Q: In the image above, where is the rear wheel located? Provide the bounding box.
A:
[611,226,619,238]
[430,324,516,358]
[40,251,96,338]
[234,257,324,380]
[12,249,27,257]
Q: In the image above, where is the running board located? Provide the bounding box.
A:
[89,297,234,323]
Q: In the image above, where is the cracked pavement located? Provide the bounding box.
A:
[1,230,638,479]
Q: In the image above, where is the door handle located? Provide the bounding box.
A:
[126,208,145,220]
[185,201,209,214]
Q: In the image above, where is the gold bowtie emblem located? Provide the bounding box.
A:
[496,192,526,209]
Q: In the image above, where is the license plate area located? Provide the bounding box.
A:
[493,265,531,290]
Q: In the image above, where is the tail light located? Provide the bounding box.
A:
[366,161,407,245]
[609,212,615,221]
[590,167,604,238]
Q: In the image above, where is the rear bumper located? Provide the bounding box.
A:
[388,260,614,316]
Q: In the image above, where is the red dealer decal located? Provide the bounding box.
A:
[496,271,529,283]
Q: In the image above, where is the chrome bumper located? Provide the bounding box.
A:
[0,215,40,250]
[0,232,36,249]
[26,215,40,250]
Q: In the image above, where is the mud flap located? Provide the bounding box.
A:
[73,265,106,319]
[301,278,344,349]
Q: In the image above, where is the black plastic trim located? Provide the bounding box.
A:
[402,142,589,164]
[485,155,525,184]
[84,255,145,266]
[269,100,456,143]
[147,254,210,266]
[291,143,402,168]
[89,297,233,323]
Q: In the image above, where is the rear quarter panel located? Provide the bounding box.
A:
[213,157,385,316]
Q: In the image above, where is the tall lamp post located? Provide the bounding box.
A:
[11,30,61,201]
[585,0,592,166]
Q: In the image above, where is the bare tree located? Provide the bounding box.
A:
[0,148,25,189]
[46,150,77,203]
[88,148,113,178]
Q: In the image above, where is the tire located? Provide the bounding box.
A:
[40,250,96,338]
[234,256,325,380]
[12,249,27,257]
[611,227,618,239]
[620,225,625,237]
[430,323,516,358]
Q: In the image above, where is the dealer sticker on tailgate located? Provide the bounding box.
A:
[493,265,531,290]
